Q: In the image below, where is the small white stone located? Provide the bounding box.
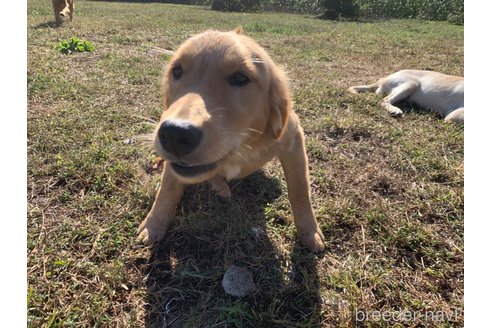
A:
[222,265,256,297]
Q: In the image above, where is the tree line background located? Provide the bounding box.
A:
[91,0,464,24]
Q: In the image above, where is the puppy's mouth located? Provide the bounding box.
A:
[161,136,244,180]
[170,161,218,177]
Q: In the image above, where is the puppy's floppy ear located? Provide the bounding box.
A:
[268,66,291,140]
[233,26,244,34]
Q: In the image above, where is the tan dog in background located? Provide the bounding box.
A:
[137,28,325,253]
[348,70,464,123]
[52,0,74,24]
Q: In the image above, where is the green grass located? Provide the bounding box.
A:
[27,0,463,326]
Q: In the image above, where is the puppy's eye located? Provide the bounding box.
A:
[228,72,250,87]
[171,65,183,80]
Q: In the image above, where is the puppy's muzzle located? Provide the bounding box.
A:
[158,120,202,157]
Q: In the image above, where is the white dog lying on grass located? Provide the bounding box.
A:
[348,70,464,123]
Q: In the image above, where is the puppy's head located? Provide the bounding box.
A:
[155,28,291,183]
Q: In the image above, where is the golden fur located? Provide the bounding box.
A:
[52,0,74,24]
[137,28,325,253]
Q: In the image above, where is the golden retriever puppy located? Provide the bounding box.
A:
[52,0,74,24]
[348,70,464,123]
[138,28,325,253]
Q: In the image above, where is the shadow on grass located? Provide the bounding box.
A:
[396,101,444,120]
[33,21,63,29]
[143,171,323,327]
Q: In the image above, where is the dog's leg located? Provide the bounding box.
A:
[69,0,74,22]
[444,107,464,124]
[53,8,62,24]
[278,130,325,253]
[137,161,185,245]
[382,81,419,117]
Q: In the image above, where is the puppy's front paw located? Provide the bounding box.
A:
[136,215,169,246]
[209,176,231,198]
[298,226,325,253]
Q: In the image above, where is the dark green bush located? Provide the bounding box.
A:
[354,0,463,24]
[321,0,358,19]
[90,0,463,24]
[262,0,324,14]
[211,0,262,12]
[445,0,464,25]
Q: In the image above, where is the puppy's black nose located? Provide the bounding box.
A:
[158,120,202,157]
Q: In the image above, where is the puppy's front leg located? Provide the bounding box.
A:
[278,130,325,253]
[137,161,185,245]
